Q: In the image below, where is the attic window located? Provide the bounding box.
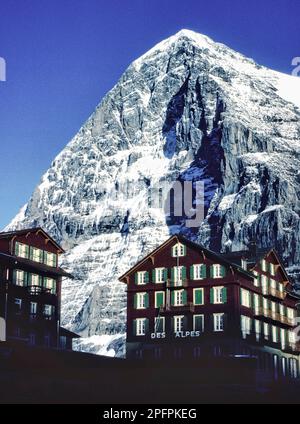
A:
[241,259,248,270]
[172,243,186,257]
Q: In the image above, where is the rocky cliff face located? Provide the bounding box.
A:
[7,29,300,355]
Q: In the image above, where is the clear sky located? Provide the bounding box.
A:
[0,0,299,229]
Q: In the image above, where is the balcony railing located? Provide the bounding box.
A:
[166,279,189,288]
[253,308,295,326]
[266,287,285,300]
[27,285,53,296]
[159,302,195,315]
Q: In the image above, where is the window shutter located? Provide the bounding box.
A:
[182,266,187,280]
[201,265,207,279]
[12,270,17,284]
[144,272,149,284]
[221,266,226,277]
[182,290,187,305]
[210,288,214,304]
[171,246,175,257]
[223,314,228,331]
[156,292,164,308]
[38,275,43,286]
[29,247,33,260]
[133,320,137,336]
[195,289,203,305]
[190,265,194,280]
[194,315,203,331]
[222,287,227,304]
[15,242,19,256]
[163,268,168,282]
[171,291,175,306]
[210,265,215,278]
[134,273,138,285]
[28,273,32,286]
[145,319,149,334]
[145,293,149,308]
[183,245,187,256]
[171,268,175,286]
[152,269,156,284]
[134,294,137,309]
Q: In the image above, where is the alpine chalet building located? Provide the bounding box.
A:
[0,228,78,350]
[119,235,299,379]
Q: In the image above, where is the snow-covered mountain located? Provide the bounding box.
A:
[7,29,300,356]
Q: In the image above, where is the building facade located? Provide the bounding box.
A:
[119,235,299,379]
[0,228,78,350]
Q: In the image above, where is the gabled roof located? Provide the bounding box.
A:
[59,327,80,339]
[0,227,65,253]
[119,234,255,282]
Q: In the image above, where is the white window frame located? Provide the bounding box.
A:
[193,314,204,332]
[30,302,37,314]
[174,315,184,333]
[17,242,28,259]
[213,264,223,279]
[241,288,251,308]
[193,288,204,305]
[213,286,224,304]
[155,291,165,308]
[44,277,56,294]
[174,266,183,286]
[261,275,268,294]
[263,322,269,339]
[136,292,147,309]
[137,271,147,285]
[272,326,278,343]
[213,313,224,332]
[261,259,267,272]
[172,243,185,257]
[253,294,260,314]
[154,316,165,333]
[15,270,26,286]
[44,304,54,317]
[253,271,259,287]
[193,264,205,280]
[14,298,22,310]
[30,274,40,286]
[136,318,146,336]
[155,268,165,284]
[270,263,276,276]
[31,247,43,263]
[241,315,251,336]
[45,251,57,267]
[174,289,184,306]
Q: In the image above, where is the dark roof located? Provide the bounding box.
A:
[223,248,271,267]
[119,234,255,281]
[59,327,80,339]
[0,252,73,279]
[0,227,65,253]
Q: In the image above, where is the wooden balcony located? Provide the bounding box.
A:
[27,285,54,296]
[166,279,189,288]
[266,287,285,300]
[159,302,195,315]
[253,308,295,327]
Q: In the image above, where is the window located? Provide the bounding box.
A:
[14,270,27,286]
[263,297,268,312]
[241,315,251,337]
[136,271,148,285]
[44,278,56,294]
[270,301,277,319]
[43,304,55,318]
[263,323,269,339]
[193,288,204,305]
[270,279,276,290]
[211,286,227,304]
[29,274,41,287]
[135,318,147,336]
[29,333,36,346]
[174,315,184,333]
[241,288,251,308]
[44,251,57,267]
[173,290,186,306]
[213,313,224,332]
[261,275,268,294]
[192,264,206,280]
[30,302,37,315]
[272,326,278,343]
[287,308,295,323]
[173,266,185,286]
[172,243,186,257]
[280,329,286,349]
[30,247,44,263]
[14,298,22,312]
[270,263,276,276]
[60,336,67,350]
[253,294,260,314]
[241,259,248,270]
[15,242,29,259]
[154,268,166,284]
[154,317,165,333]
[135,292,148,309]
[211,264,225,278]
[254,320,261,341]
[193,315,204,332]
[155,291,165,308]
[261,259,267,272]
[280,304,285,317]
[253,271,259,287]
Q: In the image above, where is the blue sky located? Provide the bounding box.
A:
[0,0,299,229]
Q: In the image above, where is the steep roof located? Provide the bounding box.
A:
[119,234,255,282]
[0,227,65,253]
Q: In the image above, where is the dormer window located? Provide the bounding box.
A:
[172,243,186,257]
